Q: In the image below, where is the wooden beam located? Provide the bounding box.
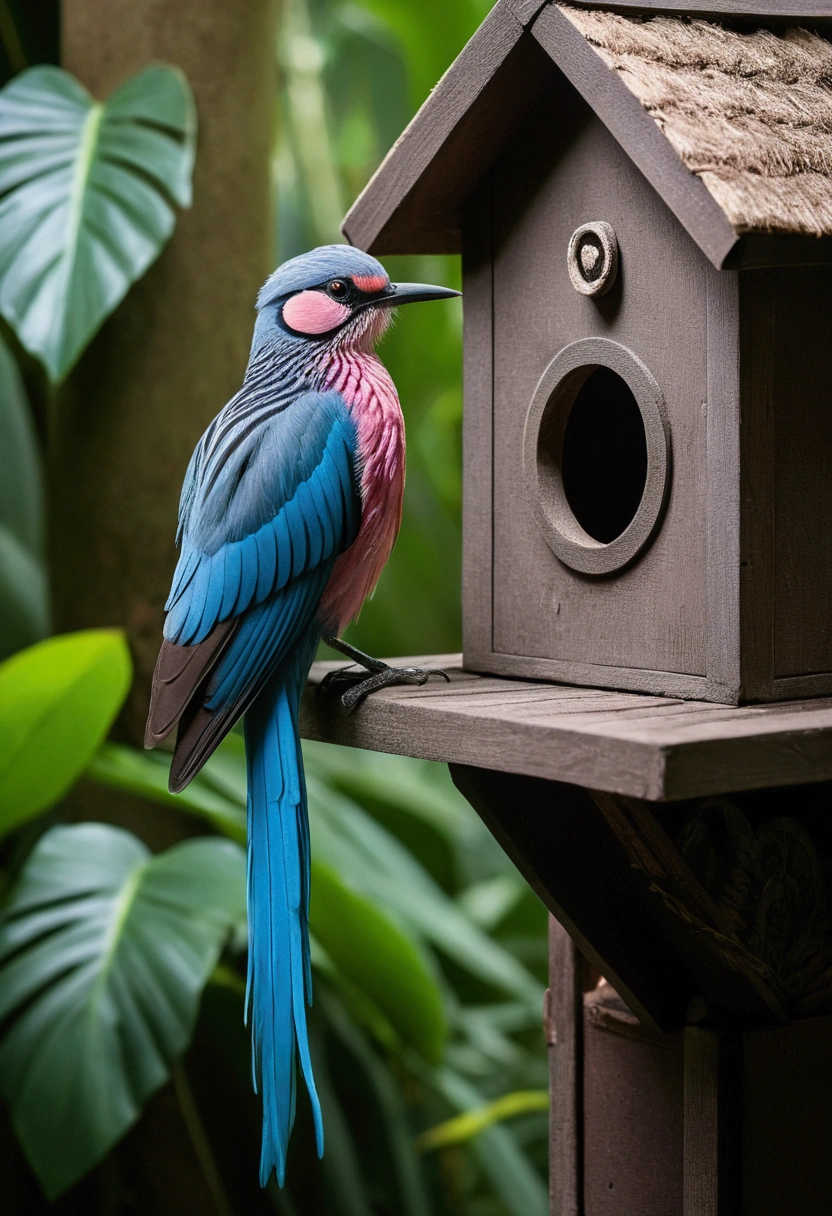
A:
[449,765,697,1030]
[683,1028,742,1216]
[546,920,582,1216]
[505,0,550,22]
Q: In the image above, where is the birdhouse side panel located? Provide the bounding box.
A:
[485,85,710,690]
[770,267,832,692]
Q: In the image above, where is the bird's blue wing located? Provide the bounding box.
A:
[164,388,360,646]
[145,388,361,776]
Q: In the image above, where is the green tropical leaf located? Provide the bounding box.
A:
[310,1030,377,1216]
[0,330,43,555]
[0,63,196,381]
[311,860,447,1064]
[0,822,246,1197]
[307,774,543,1002]
[321,986,434,1216]
[426,1068,548,1216]
[87,740,448,1061]
[416,1089,549,1152]
[0,523,48,660]
[88,741,246,845]
[0,629,131,837]
[93,738,542,1004]
[0,330,48,658]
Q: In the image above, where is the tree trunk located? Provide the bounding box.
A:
[54,0,278,742]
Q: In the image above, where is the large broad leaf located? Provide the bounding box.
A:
[0,332,43,555]
[0,823,246,1197]
[0,332,48,657]
[89,742,447,1062]
[0,629,131,837]
[0,523,49,660]
[87,736,542,1002]
[0,63,196,381]
[311,861,447,1064]
[307,774,543,1003]
[88,741,247,845]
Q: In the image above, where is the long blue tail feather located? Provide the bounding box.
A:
[244,625,323,1186]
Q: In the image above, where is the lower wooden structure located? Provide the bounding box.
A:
[545,925,832,1216]
[302,657,832,1214]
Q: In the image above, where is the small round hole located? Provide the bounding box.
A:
[567,221,619,297]
[524,337,670,577]
[561,367,648,543]
[577,234,605,283]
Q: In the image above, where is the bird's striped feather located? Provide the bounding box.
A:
[164,390,360,646]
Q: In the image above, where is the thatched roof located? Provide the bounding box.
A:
[561,5,832,237]
[342,0,832,263]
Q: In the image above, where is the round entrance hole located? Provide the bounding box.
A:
[524,338,670,576]
[561,367,648,544]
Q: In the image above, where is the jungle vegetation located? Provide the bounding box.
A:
[0,2,550,1212]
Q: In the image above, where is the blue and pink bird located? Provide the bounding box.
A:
[144,245,459,1186]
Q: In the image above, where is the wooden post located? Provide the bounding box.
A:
[54,0,278,741]
[546,918,582,1216]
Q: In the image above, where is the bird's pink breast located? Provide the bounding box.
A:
[316,349,405,634]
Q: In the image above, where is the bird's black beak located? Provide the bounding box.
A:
[376,282,461,307]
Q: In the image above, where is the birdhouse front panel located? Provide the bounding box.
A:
[485,83,712,688]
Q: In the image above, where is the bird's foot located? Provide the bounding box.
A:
[319,637,450,713]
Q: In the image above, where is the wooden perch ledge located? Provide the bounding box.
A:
[302,655,832,802]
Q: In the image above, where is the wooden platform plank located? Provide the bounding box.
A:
[302,656,832,801]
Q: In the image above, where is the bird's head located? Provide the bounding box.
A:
[252,245,459,356]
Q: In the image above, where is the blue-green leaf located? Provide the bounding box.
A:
[0,63,196,381]
[0,331,43,555]
[0,823,245,1197]
[0,523,48,660]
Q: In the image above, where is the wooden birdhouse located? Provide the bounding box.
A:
[343,0,832,706]
[305,3,832,1213]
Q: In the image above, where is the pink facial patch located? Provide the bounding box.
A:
[283,290,350,335]
[352,274,388,294]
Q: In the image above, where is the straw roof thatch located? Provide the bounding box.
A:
[560,5,832,236]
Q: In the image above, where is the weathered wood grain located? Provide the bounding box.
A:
[487,84,710,684]
[302,658,832,800]
[683,1028,741,1216]
[728,233,832,268]
[505,0,550,24]
[705,267,741,700]
[449,765,696,1029]
[772,267,832,682]
[589,792,786,1020]
[738,273,777,701]
[583,986,685,1214]
[461,180,494,659]
[547,920,582,1216]
[743,1015,832,1215]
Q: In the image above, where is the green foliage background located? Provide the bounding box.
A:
[277,0,489,656]
[0,1,552,1213]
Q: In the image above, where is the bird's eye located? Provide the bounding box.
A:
[327,279,349,300]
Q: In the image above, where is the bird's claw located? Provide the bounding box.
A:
[318,645,450,714]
